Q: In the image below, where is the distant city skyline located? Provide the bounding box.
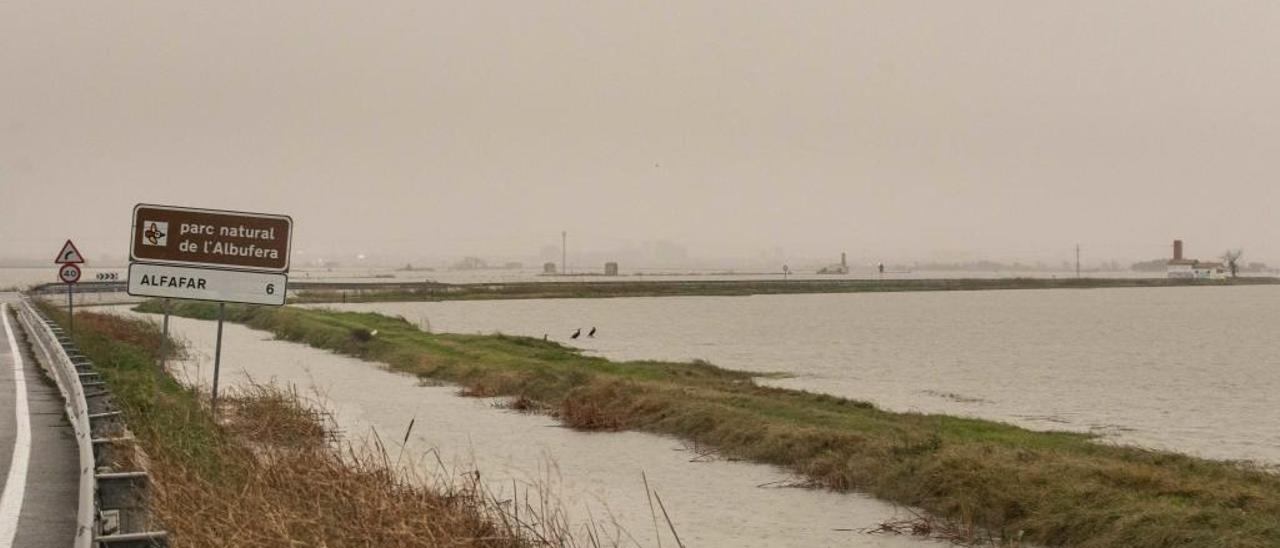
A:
[4,235,1263,274]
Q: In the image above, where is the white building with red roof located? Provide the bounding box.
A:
[1167,240,1226,279]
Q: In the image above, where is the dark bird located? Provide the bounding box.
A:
[588,327,596,337]
[571,328,581,339]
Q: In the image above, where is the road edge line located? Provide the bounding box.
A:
[0,304,32,545]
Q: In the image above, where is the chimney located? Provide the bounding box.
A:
[1173,240,1183,260]
[841,252,847,269]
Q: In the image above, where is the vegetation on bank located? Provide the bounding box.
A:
[288,276,1280,304]
[138,300,1280,548]
[42,304,563,547]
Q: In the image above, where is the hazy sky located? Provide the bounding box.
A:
[2,2,1278,265]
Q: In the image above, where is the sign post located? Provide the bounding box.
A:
[158,299,170,369]
[127,204,292,417]
[211,303,225,410]
[55,240,85,335]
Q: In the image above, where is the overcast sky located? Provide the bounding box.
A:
[2,2,1278,266]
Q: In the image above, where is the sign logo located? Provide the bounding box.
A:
[142,221,168,246]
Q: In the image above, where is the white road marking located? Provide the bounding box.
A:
[0,304,31,546]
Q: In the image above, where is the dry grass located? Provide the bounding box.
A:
[557,385,629,431]
[218,383,335,450]
[150,390,534,547]
[57,308,607,548]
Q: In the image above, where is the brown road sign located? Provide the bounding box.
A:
[130,204,293,272]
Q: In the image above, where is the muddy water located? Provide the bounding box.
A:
[122,309,933,548]
[322,285,1280,465]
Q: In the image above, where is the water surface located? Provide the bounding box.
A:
[323,285,1280,464]
[126,309,934,548]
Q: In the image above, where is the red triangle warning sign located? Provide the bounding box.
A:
[55,240,85,264]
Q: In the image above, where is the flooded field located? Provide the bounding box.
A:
[122,308,935,548]
[321,285,1280,465]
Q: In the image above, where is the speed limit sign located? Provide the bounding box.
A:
[58,263,82,284]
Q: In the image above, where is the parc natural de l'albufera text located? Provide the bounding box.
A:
[176,223,282,260]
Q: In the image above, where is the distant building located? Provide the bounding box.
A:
[1167,240,1226,279]
[452,256,488,270]
[817,252,850,275]
[604,262,619,276]
[543,262,557,275]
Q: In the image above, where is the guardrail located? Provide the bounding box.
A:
[15,296,167,547]
[14,297,95,547]
[27,281,128,295]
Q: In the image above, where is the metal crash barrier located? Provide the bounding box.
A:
[15,296,167,547]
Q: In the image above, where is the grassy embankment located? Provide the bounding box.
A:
[138,300,1280,548]
[288,276,1280,304]
[40,303,565,547]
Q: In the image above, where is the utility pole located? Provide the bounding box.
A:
[1075,244,1081,278]
[561,230,567,275]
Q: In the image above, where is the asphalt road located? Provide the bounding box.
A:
[0,294,77,547]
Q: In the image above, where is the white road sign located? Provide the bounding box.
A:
[58,264,81,284]
[55,240,85,264]
[127,263,287,306]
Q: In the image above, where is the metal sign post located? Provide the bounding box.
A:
[158,299,170,369]
[211,303,225,417]
[125,204,292,417]
[59,263,82,333]
[55,240,85,335]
